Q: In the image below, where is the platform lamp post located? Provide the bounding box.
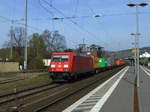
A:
[127,2,148,87]
[131,33,137,75]
[131,33,140,75]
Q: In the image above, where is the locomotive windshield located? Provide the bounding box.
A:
[52,55,69,61]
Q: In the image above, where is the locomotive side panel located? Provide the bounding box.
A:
[72,56,93,74]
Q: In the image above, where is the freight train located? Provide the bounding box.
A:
[49,52,126,81]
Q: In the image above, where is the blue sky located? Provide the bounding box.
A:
[0,0,150,51]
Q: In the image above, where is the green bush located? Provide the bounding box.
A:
[28,57,45,69]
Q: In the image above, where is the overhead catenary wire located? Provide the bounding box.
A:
[38,0,94,43]
[38,0,96,46]
[0,15,43,31]
[0,15,11,22]
[86,0,96,15]
[0,19,10,23]
[11,0,17,22]
[57,20,79,48]
[39,0,108,45]
[1,0,149,45]
[38,0,148,47]
[101,12,150,17]
[72,0,79,17]
[15,22,43,31]
[86,1,110,46]
[38,0,54,16]
[14,11,150,22]
[38,0,56,32]
[1,11,149,31]
[82,18,108,46]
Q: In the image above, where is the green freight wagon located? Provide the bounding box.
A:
[98,58,108,68]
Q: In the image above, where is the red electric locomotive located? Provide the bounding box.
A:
[49,52,94,81]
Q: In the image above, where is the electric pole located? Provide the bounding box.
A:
[24,0,28,69]
[10,20,14,59]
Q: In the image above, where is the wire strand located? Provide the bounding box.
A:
[40,0,108,45]
[38,0,54,17]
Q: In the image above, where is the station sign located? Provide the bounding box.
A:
[132,48,139,53]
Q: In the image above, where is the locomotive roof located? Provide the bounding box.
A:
[52,52,91,57]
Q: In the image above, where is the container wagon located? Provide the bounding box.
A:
[114,59,126,66]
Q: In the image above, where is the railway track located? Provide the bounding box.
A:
[0,82,53,98]
[33,76,107,112]
[0,82,61,106]
[0,67,124,112]
[0,78,25,85]
[30,67,124,112]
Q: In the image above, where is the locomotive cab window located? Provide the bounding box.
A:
[52,55,69,61]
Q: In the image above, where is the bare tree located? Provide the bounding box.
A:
[52,31,67,51]
[42,30,67,52]
[8,27,25,57]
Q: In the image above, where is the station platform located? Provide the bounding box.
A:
[63,66,150,112]
[139,66,150,112]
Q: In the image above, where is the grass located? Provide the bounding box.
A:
[0,69,48,76]
[0,74,52,92]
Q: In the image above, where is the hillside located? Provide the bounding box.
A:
[108,47,150,59]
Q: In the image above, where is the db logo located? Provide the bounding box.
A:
[58,65,62,67]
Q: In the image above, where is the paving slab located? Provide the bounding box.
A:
[139,66,150,112]
[63,66,132,112]
[100,66,136,112]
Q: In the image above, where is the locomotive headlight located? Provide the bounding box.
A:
[64,64,68,68]
[51,64,56,67]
